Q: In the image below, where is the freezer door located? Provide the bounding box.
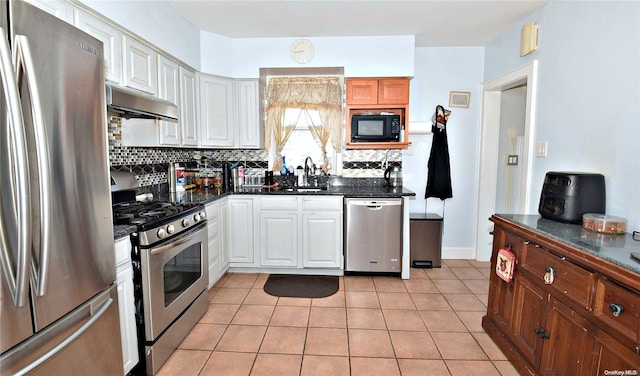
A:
[10,2,115,331]
[0,285,123,376]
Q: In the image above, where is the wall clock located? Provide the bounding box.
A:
[290,39,314,64]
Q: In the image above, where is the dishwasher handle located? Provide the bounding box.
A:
[347,199,402,208]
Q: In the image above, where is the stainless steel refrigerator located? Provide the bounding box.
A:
[0,1,123,375]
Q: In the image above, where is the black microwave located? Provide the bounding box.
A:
[351,114,400,142]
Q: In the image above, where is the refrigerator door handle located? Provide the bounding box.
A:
[14,34,51,296]
[12,296,114,376]
[0,27,32,308]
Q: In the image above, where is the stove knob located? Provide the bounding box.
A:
[167,224,175,234]
[200,211,206,220]
[157,228,166,239]
[193,213,201,222]
[182,219,190,227]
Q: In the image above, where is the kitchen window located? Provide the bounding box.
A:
[261,68,344,175]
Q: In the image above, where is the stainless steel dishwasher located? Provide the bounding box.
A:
[344,198,403,273]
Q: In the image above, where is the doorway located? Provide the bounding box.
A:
[475,61,538,261]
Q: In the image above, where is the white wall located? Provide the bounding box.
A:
[77,0,201,69]
[406,47,484,258]
[198,35,415,78]
[485,1,640,232]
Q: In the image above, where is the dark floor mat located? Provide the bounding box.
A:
[263,274,339,298]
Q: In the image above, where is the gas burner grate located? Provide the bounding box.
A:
[113,201,201,226]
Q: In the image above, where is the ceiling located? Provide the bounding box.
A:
[167,0,549,47]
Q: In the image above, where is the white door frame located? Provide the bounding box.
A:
[475,61,538,261]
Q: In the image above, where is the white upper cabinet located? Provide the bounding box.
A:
[74,9,123,84]
[235,79,263,149]
[198,74,235,147]
[157,55,180,145]
[123,36,158,95]
[179,67,199,147]
[27,0,75,24]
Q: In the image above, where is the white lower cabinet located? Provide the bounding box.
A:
[114,237,138,375]
[205,199,229,287]
[302,211,343,268]
[227,197,256,265]
[252,195,343,270]
[259,196,298,267]
[301,197,343,268]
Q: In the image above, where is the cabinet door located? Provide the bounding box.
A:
[219,199,230,271]
[260,212,298,267]
[346,79,378,105]
[116,264,139,375]
[591,328,640,375]
[486,228,521,331]
[539,298,593,376]
[198,74,234,147]
[228,198,255,264]
[114,238,138,375]
[179,67,199,146]
[236,79,262,149]
[378,78,409,104]
[157,56,180,146]
[511,277,547,368]
[74,9,122,84]
[123,36,157,95]
[302,211,342,268]
[27,0,74,23]
[206,202,221,287]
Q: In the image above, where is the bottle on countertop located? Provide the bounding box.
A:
[238,165,244,187]
[175,163,185,192]
[281,156,288,176]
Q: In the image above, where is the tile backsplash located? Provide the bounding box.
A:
[108,117,401,187]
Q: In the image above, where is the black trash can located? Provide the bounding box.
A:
[409,213,443,268]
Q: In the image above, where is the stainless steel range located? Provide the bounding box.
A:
[112,172,208,375]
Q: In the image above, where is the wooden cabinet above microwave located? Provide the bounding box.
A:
[346,77,410,149]
[346,78,409,105]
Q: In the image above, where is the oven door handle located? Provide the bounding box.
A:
[149,225,205,255]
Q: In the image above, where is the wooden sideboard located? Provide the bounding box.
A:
[482,214,640,376]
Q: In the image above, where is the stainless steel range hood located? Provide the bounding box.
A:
[106,85,178,122]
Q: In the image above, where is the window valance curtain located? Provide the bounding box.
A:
[265,76,343,173]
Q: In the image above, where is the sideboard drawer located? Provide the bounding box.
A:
[520,242,595,310]
[594,278,640,349]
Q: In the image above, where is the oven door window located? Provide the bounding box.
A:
[163,242,201,307]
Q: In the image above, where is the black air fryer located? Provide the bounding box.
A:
[538,172,605,224]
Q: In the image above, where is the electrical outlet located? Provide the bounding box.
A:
[536,141,548,157]
[507,155,519,165]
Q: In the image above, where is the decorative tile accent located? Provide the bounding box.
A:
[108,117,402,185]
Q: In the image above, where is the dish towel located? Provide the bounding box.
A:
[425,105,453,200]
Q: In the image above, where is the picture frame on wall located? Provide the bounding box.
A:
[449,91,471,108]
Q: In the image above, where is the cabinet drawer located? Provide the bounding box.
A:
[520,242,595,309]
[594,278,640,348]
[260,196,299,210]
[302,197,342,211]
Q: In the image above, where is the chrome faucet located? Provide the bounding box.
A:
[382,150,392,171]
[304,156,315,177]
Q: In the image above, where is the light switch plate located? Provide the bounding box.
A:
[536,141,548,157]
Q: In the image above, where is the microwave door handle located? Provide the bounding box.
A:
[0,28,32,307]
[14,35,51,296]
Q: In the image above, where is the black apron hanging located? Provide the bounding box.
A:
[425,105,453,200]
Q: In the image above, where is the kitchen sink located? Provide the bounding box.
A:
[284,186,328,192]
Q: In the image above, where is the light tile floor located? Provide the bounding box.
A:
[157,260,520,376]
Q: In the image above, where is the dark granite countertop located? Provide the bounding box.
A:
[495,214,640,275]
[113,180,415,239]
[163,185,415,205]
